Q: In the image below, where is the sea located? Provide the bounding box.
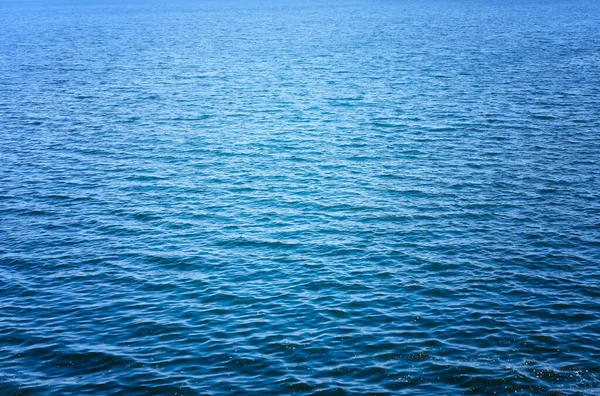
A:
[1,0,599,394]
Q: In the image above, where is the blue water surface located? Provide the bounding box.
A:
[1,0,600,394]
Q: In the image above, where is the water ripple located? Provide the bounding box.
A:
[1,0,600,394]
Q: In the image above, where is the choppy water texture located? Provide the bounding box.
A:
[1,0,600,394]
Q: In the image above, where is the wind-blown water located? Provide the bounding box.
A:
[1,0,599,394]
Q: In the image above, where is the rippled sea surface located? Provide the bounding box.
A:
[1,0,600,394]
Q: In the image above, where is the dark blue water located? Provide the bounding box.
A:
[1,0,600,394]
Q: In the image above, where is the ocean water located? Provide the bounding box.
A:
[1,0,599,394]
